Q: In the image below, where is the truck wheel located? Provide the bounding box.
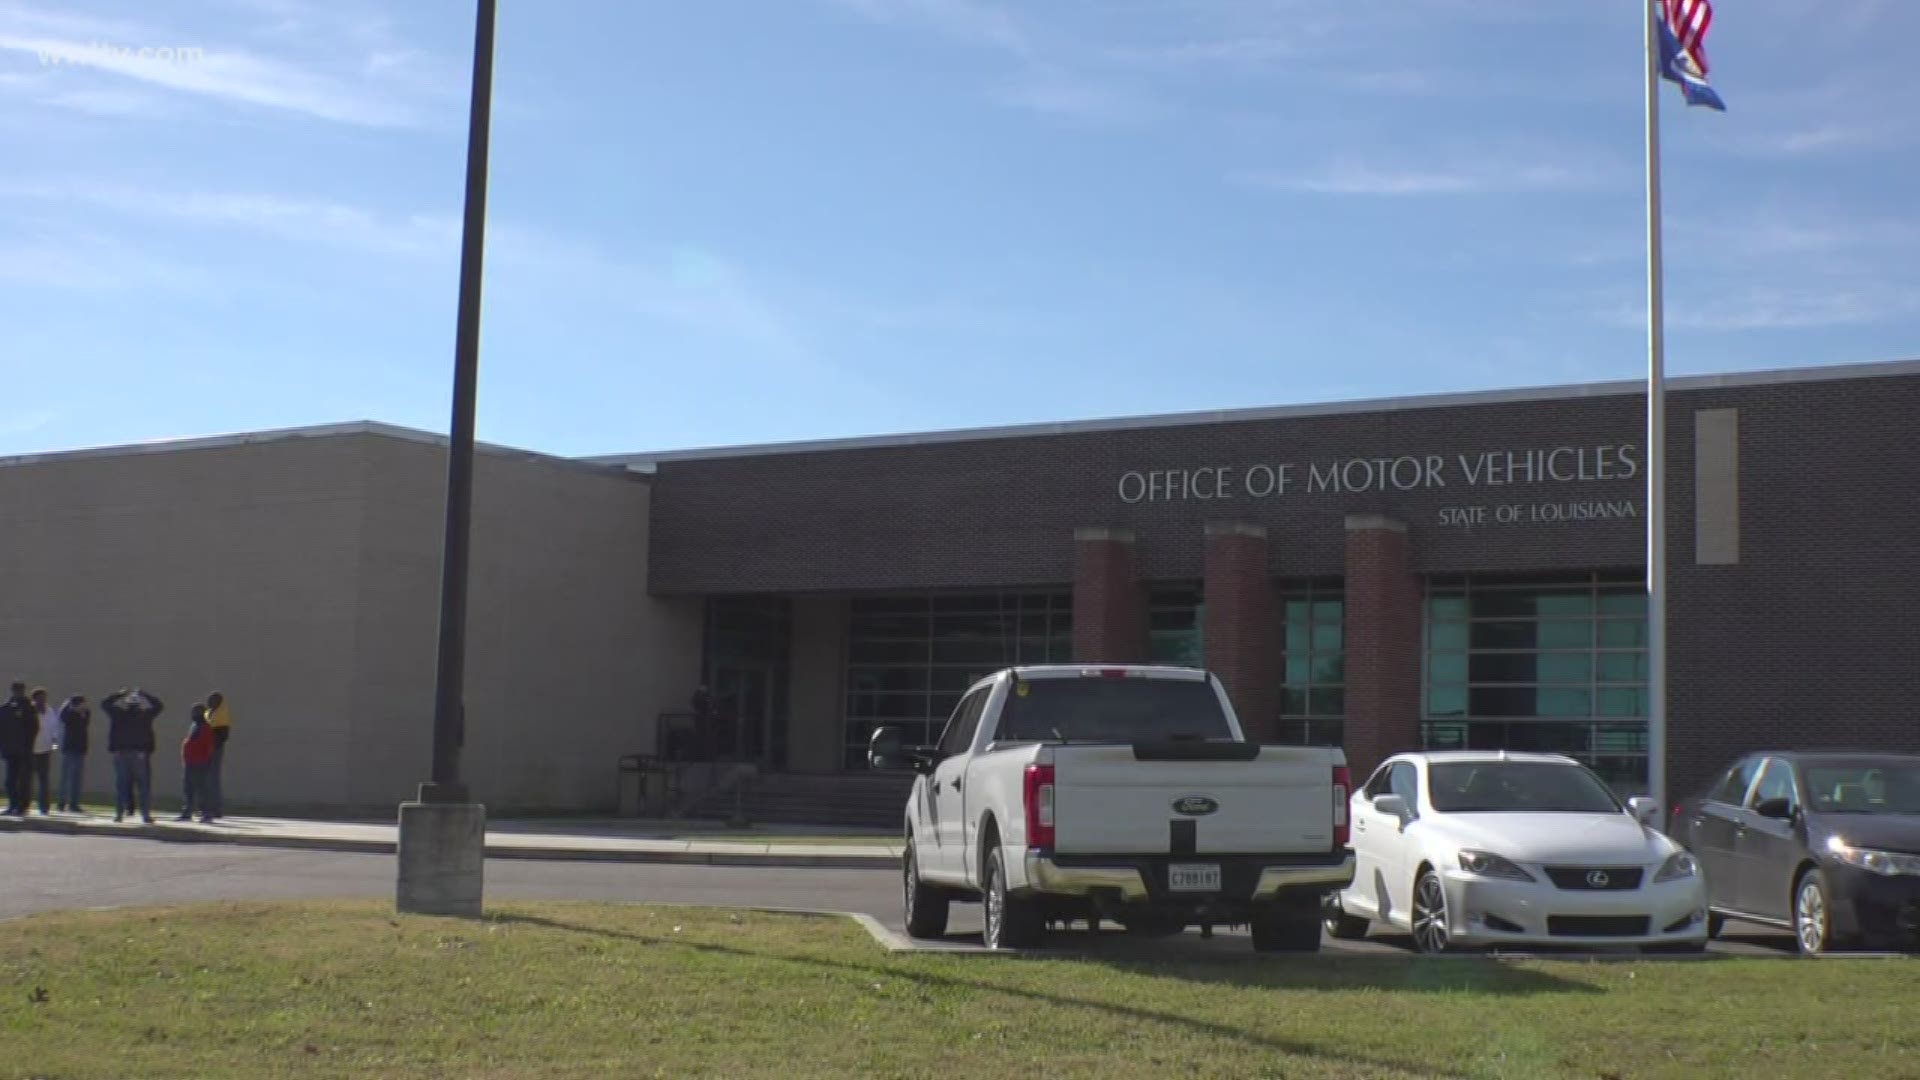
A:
[902,843,950,940]
[1251,906,1322,953]
[1322,895,1371,941]
[982,845,1042,950]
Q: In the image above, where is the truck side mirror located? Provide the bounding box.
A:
[868,727,933,774]
[868,726,906,771]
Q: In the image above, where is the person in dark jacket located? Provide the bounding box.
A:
[55,695,92,812]
[101,688,162,824]
[0,682,37,815]
[179,706,215,824]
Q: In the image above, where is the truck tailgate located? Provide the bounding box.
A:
[1051,744,1334,855]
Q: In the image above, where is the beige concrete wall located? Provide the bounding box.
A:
[0,435,367,810]
[347,439,702,813]
[787,596,847,773]
[0,429,703,815]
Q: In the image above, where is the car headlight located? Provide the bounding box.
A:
[1826,837,1920,876]
[1457,850,1535,882]
[1653,851,1698,883]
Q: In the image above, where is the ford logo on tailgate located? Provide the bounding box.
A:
[1171,796,1219,816]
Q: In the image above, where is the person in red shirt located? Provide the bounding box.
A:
[178,706,215,824]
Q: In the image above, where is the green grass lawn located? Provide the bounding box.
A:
[1,901,1915,1079]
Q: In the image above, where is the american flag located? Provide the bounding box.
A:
[1657,0,1726,110]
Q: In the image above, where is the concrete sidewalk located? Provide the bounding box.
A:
[0,810,902,869]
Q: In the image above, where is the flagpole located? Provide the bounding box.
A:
[1642,0,1669,812]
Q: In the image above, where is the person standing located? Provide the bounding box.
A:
[102,688,162,824]
[55,694,91,812]
[205,690,231,820]
[29,687,55,815]
[0,682,36,816]
[178,706,215,823]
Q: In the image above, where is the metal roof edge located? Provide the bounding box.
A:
[0,419,642,481]
[588,356,1920,467]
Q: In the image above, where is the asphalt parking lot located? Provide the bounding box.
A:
[1,831,1833,959]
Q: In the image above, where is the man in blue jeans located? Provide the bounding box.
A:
[54,695,92,812]
[101,688,162,824]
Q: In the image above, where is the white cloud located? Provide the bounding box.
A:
[827,0,1031,56]
[0,229,220,295]
[1604,285,1920,332]
[0,0,454,128]
[988,67,1164,125]
[1241,155,1613,196]
[0,181,459,257]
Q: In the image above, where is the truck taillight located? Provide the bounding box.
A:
[1023,764,1056,851]
[1331,765,1351,850]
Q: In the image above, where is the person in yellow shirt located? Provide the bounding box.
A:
[205,691,231,820]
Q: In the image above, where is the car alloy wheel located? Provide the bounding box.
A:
[1795,873,1831,955]
[1412,870,1450,954]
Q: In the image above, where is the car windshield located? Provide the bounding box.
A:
[1428,761,1623,814]
[996,677,1234,743]
[1805,763,1920,815]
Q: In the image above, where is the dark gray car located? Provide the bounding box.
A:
[1670,752,1920,954]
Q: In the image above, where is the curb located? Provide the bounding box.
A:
[0,815,902,870]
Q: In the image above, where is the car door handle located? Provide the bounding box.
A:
[951,777,963,792]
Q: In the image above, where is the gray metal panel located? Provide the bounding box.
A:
[1694,408,1740,566]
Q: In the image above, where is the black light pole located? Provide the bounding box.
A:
[423,0,497,804]
[397,0,496,916]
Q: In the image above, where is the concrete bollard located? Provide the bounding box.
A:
[396,799,486,917]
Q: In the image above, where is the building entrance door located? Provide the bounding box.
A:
[712,664,778,764]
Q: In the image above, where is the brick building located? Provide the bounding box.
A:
[1,358,1915,813]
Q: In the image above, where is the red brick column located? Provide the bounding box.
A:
[1343,514,1423,779]
[1202,522,1278,742]
[1072,527,1147,663]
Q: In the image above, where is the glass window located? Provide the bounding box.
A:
[844,593,1070,768]
[936,690,988,758]
[1274,581,1344,747]
[1363,763,1395,798]
[1147,586,1204,666]
[1389,762,1420,805]
[998,677,1232,743]
[1423,573,1649,794]
[1429,761,1622,814]
[1805,762,1920,814]
[1712,758,1761,805]
[1748,759,1798,810]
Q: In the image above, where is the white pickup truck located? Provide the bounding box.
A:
[868,664,1355,951]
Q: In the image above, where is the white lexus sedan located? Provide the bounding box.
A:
[1324,751,1710,953]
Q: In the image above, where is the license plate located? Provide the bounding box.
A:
[1169,864,1221,892]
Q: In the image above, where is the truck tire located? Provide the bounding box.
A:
[1251,905,1323,953]
[982,845,1042,950]
[902,842,950,940]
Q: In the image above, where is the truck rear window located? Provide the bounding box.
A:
[997,678,1234,743]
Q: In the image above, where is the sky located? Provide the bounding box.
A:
[1,0,1917,459]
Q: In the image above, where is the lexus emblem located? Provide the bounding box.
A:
[1172,796,1219,817]
[1586,870,1611,888]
